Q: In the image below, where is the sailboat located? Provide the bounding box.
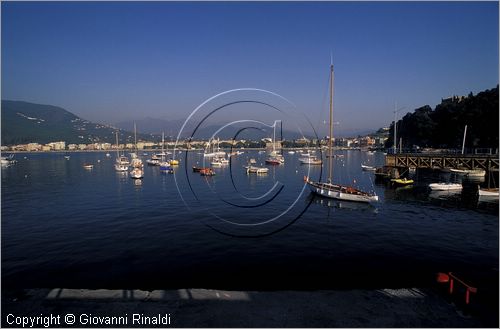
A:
[130,123,144,169]
[304,59,378,203]
[159,132,174,173]
[128,123,144,179]
[479,169,499,200]
[448,125,486,178]
[114,131,129,172]
[265,121,284,165]
[210,138,227,166]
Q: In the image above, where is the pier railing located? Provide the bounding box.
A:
[385,153,499,171]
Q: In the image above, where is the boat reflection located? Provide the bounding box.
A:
[428,189,461,200]
[306,194,377,213]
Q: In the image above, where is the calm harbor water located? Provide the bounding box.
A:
[1,151,498,295]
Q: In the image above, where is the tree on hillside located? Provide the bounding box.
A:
[385,85,498,150]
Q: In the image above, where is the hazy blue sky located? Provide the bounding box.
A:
[2,1,498,135]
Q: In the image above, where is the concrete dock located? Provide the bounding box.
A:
[2,288,496,327]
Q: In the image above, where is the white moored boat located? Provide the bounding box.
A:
[450,168,486,177]
[478,188,499,198]
[299,153,322,165]
[361,164,376,171]
[129,167,144,179]
[305,177,378,203]
[114,131,130,172]
[428,183,463,191]
[246,166,269,174]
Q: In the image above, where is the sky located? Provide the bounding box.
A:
[2,1,498,136]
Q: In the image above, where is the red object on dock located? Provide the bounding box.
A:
[437,272,477,304]
[436,272,450,283]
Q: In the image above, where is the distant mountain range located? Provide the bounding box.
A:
[115,118,321,141]
[1,100,326,145]
[1,100,155,145]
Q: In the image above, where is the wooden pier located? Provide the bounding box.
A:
[385,153,499,171]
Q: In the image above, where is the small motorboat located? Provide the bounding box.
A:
[299,155,322,165]
[200,168,216,176]
[146,154,161,166]
[265,157,282,165]
[160,163,174,174]
[428,183,462,191]
[361,164,376,171]
[391,178,414,186]
[478,188,499,198]
[115,163,128,172]
[129,167,144,179]
[211,159,222,167]
[245,166,269,174]
[83,163,94,170]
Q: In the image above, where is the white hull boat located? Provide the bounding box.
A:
[115,164,128,172]
[299,151,321,164]
[428,183,463,191]
[361,164,376,171]
[478,188,499,198]
[246,166,269,174]
[129,168,144,179]
[306,177,378,203]
[450,168,486,177]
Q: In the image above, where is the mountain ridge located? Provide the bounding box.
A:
[1,100,152,145]
[1,100,323,145]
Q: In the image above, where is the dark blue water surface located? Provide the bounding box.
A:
[2,151,498,295]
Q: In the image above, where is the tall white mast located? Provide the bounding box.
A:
[161,132,165,161]
[134,122,137,152]
[328,58,334,183]
[393,102,397,154]
[273,121,276,153]
[461,125,468,155]
[115,131,120,157]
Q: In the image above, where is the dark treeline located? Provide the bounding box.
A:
[385,85,499,150]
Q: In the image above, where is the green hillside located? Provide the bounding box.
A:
[1,100,149,145]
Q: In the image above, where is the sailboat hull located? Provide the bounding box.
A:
[306,178,378,203]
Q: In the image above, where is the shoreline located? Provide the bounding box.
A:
[2,287,495,327]
[1,147,361,154]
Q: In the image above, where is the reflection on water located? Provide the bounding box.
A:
[428,189,461,200]
[1,151,498,292]
[306,193,378,213]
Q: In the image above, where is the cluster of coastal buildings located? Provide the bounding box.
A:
[1,134,389,152]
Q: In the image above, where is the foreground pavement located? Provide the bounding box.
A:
[2,288,496,327]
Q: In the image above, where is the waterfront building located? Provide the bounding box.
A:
[47,141,66,150]
[26,143,42,151]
